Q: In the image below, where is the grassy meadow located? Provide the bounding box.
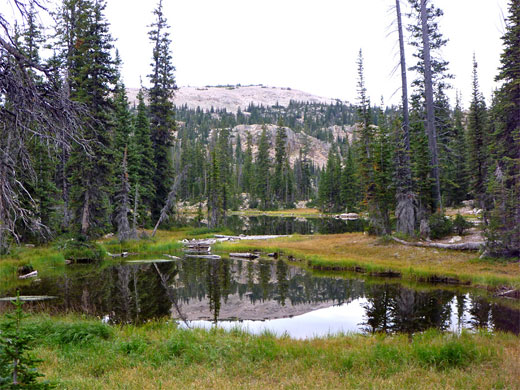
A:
[4,315,517,390]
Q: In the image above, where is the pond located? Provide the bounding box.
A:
[192,215,367,235]
[1,255,518,339]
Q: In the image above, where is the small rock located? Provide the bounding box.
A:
[449,236,463,243]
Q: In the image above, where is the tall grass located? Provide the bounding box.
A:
[14,315,518,389]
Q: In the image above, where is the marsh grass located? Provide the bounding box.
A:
[6,315,516,389]
[215,233,520,288]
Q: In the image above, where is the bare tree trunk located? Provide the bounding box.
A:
[152,167,188,237]
[395,0,416,236]
[421,0,442,212]
[132,184,139,230]
[81,185,90,236]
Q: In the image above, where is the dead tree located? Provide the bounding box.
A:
[151,167,189,237]
[420,0,442,212]
[395,0,416,236]
[115,147,137,241]
[0,0,85,252]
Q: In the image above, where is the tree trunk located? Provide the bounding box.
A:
[421,0,442,212]
[391,236,483,251]
[395,0,416,236]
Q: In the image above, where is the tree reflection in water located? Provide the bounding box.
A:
[2,257,519,335]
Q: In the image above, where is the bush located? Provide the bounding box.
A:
[56,239,106,262]
[428,214,453,239]
[453,214,472,235]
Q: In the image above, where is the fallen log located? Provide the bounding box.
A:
[107,252,139,258]
[18,270,38,279]
[390,236,484,251]
[185,254,221,260]
[229,252,259,259]
[184,246,211,253]
[163,254,181,260]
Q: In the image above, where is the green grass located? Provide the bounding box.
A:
[2,314,516,389]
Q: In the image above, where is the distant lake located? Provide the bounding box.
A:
[192,215,367,235]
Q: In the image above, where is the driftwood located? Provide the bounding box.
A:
[185,254,221,260]
[229,252,259,259]
[107,252,139,258]
[163,254,181,260]
[18,270,38,279]
[391,236,483,251]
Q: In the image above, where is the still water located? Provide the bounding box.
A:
[196,215,367,235]
[1,256,518,339]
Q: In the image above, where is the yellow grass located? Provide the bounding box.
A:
[216,233,520,288]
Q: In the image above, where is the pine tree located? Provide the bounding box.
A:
[340,146,359,212]
[207,149,223,228]
[129,88,156,226]
[0,296,54,389]
[318,146,342,212]
[408,0,452,212]
[466,56,489,211]
[355,50,387,233]
[242,132,254,195]
[60,0,117,237]
[273,120,292,206]
[485,0,520,257]
[255,125,271,209]
[148,0,176,222]
[443,94,469,206]
[372,106,394,234]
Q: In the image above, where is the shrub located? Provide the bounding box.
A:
[56,239,106,262]
[428,214,453,239]
[453,214,472,235]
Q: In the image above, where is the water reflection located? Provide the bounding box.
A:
[202,215,367,235]
[1,257,518,338]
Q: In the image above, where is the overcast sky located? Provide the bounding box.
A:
[105,0,508,107]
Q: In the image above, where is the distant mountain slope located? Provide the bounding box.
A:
[127,85,341,113]
[225,124,354,168]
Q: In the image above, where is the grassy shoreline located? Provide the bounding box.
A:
[4,315,518,390]
[1,230,518,292]
[214,234,520,289]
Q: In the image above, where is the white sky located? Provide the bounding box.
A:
[104,0,508,108]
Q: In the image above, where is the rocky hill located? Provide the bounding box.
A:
[226,124,354,168]
[127,85,341,113]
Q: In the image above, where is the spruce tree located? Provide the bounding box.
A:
[148,0,176,222]
[485,0,520,257]
[242,132,254,195]
[443,94,469,206]
[340,147,359,212]
[255,125,271,209]
[129,88,156,226]
[273,120,291,205]
[466,56,489,211]
[408,0,452,212]
[61,0,117,237]
[318,146,342,212]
